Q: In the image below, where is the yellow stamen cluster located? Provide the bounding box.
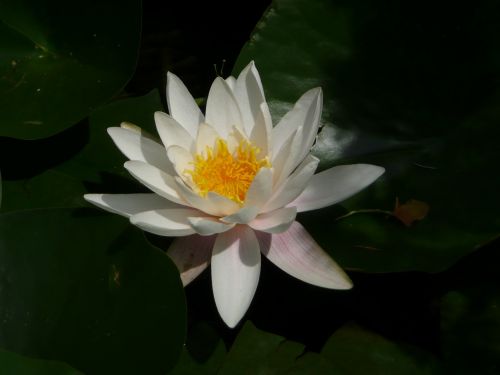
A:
[187,138,270,204]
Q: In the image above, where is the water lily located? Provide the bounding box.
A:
[84,62,384,328]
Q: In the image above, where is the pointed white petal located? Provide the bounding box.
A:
[205,77,243,137]
[234,61,266,135]
[167,234,215,286]
[130,208,202,236]
[259,222,352,289]
[225,76,236,91]
[196,122,220,154]
[244,167,273,210]
[211,226,261,328]
[290,164,385,212]
[271,88,322,155]
[297,88,322,163]
[188,217,235,235]
[124,161,185,205]
[166,145,194,184]
[264,154,319,212]
[166,72,204,137]
[221,206,259,225]
[249,102,272,159]
[154,111,194,151]
[272,126,304,186]
[107,127,174,175]
[84,193,179,218]
[249,207,297,234]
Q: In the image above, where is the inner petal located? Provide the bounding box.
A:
[185,137,270,204]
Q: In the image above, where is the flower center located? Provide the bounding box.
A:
[186,138,270,204]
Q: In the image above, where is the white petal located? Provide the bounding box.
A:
[249,102,272,159]
[234,61,266,135]
[124,161,185,205]
[154,111,194,151]
[290,164,385,212]
[130,208,202,236]
[211,226,261,328]
[174,177,240,217]
[166,72,204,137]
[196,123,220,154]
[272,126,304,186]
[259,221,352,289]
[249,207,297,234]
[167,234,215,286]
[271,88,322,155]
[188,217,235,235]
[166,145,194,184]
[263,154,319,213]
[107,127,174,175]
[221,206,258,225]
[205,77,243,137]
[297,89,322,163]
[225,76,236,91]
[84,193,179,218]
[244,167,273,210]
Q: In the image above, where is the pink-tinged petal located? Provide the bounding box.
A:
[124,160,185,205]
[166,72,204,137]
[249,102,273,159]
[188,217,235,235]
[244,167,273,210]
[167,234,215,286]
[263,154,319,213]
[271,88,322,155]
[234,61,266,135]
[130,208,202,236]
[211,226,261,328]
[249,207,297,234]
[195,123,220,154]
[272,126,304,186]
[154,111,194,151]
[205,77,243,137]
[107,127,175,175]
[290,164,385,212]
[258,222,352,289]
[84,193,180,218]
[221,206,259,225]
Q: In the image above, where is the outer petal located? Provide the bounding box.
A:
[263,154,319,213]
[211,226,261,328]
[188,217,235,235]
[289,164,385,212]
[124,161,185,205]
[234,61,266,135]
[271,88,322,155]
[166,72,204,137]
[249,207,297,234]
[205,77,243,137]
[249,102,273,159]
[167,234,215,286]
[154,111,194,151]
[130,208,202,236]
[258,222,352,289]
[83,193,179,218]
[107,127,175,175]
[272,126,304,186]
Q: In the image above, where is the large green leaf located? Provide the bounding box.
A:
[0,349,82,375]
[0,0,141,139]
[0,90,162,212]
[234,0,500,272]
[0,208,186,374]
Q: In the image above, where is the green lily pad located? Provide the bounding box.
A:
[234,0,500,272]
[0,90,162,212]
[0,349,83,375]
[0,208,186,374]
[0,0,141,139]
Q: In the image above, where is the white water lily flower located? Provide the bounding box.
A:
[84,62,384,328]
